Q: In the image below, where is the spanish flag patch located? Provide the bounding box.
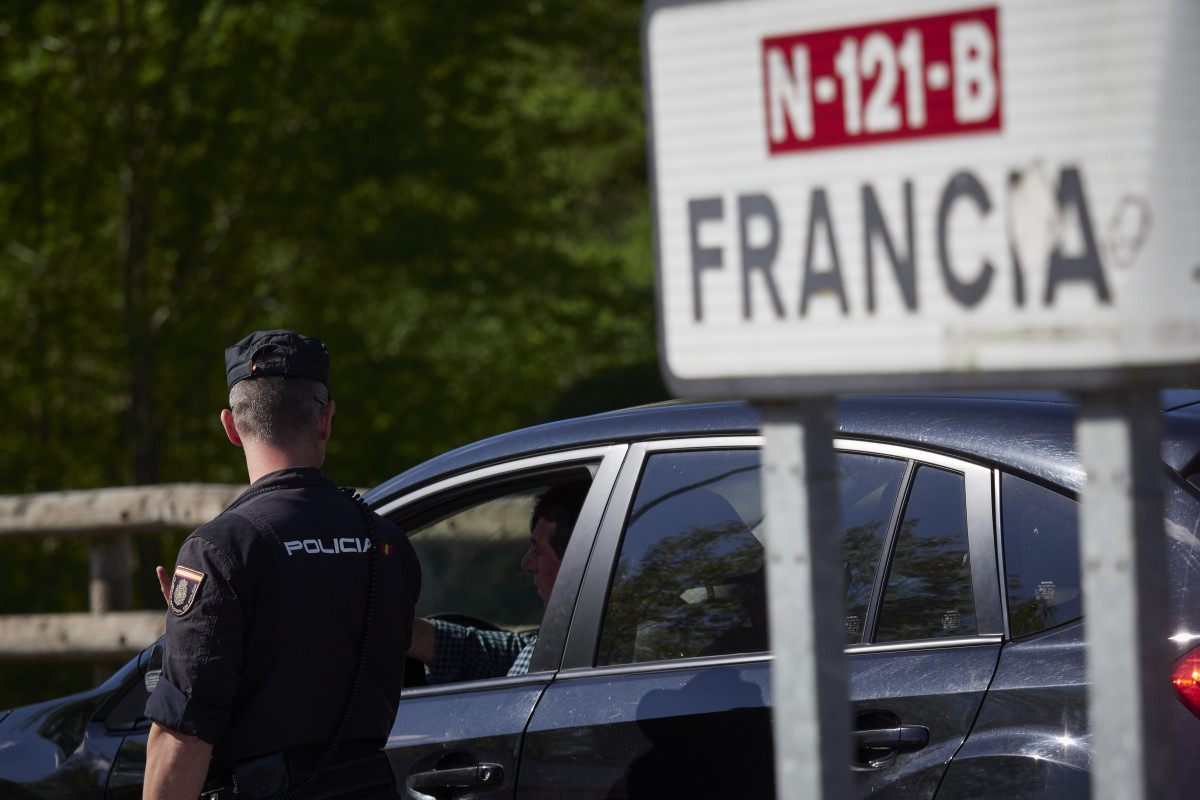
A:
[169,566,205,616]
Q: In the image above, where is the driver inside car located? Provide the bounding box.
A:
[405,480,590,682]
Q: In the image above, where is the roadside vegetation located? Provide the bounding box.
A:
[0,0,661,708]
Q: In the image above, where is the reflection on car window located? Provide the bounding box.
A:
[1001,473,1081,637]
[876,466,977,642]
[596,449,907,666]
[407,490,546,631]
[840,453,906,643]
[598,450,765,666]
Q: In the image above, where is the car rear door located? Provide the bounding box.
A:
[846,445,1003,797]
[514,438,1003,799]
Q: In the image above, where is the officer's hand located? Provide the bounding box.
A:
[156,566,171,605]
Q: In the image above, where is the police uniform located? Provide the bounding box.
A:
[145,331,421,800]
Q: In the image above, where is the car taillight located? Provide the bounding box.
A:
[1172,646,1200,717]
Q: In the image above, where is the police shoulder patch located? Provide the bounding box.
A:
[169,566,205,616]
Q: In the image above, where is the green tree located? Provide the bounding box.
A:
[0,0,660,707]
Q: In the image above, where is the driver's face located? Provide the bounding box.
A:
[521,517,562,607]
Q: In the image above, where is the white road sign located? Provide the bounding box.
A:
[645,0,1200,396]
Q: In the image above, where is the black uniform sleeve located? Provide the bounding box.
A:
[145,526,250,743]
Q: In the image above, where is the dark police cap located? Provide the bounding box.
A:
[225,330,329,390]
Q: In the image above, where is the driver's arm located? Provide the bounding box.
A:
[407,617,436,664]
[415,619,533,683]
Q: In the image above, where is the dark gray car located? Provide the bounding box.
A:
[4,392,1200,799]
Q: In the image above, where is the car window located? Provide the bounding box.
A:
[595,448,907,666]
[596,449,765,666]
[875,465,977,642]
[1001,473,1081,637]
[408,488,554,632]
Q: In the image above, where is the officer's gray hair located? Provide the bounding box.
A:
[229,376,329,447]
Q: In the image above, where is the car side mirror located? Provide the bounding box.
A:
[144,642,163,694]
[105,642,165,733]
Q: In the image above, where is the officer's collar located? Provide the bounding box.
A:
[230,467,334,508]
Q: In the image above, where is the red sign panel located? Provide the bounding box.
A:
[762,7,1002,154]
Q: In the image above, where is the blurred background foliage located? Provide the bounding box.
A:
[0,0,664,707]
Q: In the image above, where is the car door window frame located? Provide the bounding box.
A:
[561,437,1002,675]
[844,440,1003,646]
[373,444,627,691]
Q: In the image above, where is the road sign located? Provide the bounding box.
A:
[645,0,1200,396]
[644,4,1196,800]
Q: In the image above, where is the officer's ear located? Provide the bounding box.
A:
[221,409,244,447]
[317,399,336,443]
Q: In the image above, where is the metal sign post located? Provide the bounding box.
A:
[1075,389,1176,800]
[760,400,848,800]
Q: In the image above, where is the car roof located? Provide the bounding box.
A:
[367,390,1200,501]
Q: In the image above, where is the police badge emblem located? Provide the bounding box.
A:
[169,566,205,616]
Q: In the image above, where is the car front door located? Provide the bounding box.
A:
[514,438,1003,799]
[371,445,625,799]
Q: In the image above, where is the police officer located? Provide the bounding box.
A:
[144,330,421,800]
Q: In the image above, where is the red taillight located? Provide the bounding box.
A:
[1172,647,1200,717]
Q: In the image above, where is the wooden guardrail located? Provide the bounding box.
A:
[0,484,246,659]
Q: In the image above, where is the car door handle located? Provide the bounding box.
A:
[854,724,930,753]
[406,763,504,800]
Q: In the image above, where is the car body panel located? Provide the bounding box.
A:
[517,644,1002,800]
[0,693,116,799]
[849,644,1002,798]
[368,396,1094,502]
[518,661,774,799]
[938,622,1090,798]
[384,681,547,800]
[366,390,1198,516]
[107,735,150,800]
[1164,471,1200,641]
[0,647,154,800]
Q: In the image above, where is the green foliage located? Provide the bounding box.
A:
[0,0,661,706]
